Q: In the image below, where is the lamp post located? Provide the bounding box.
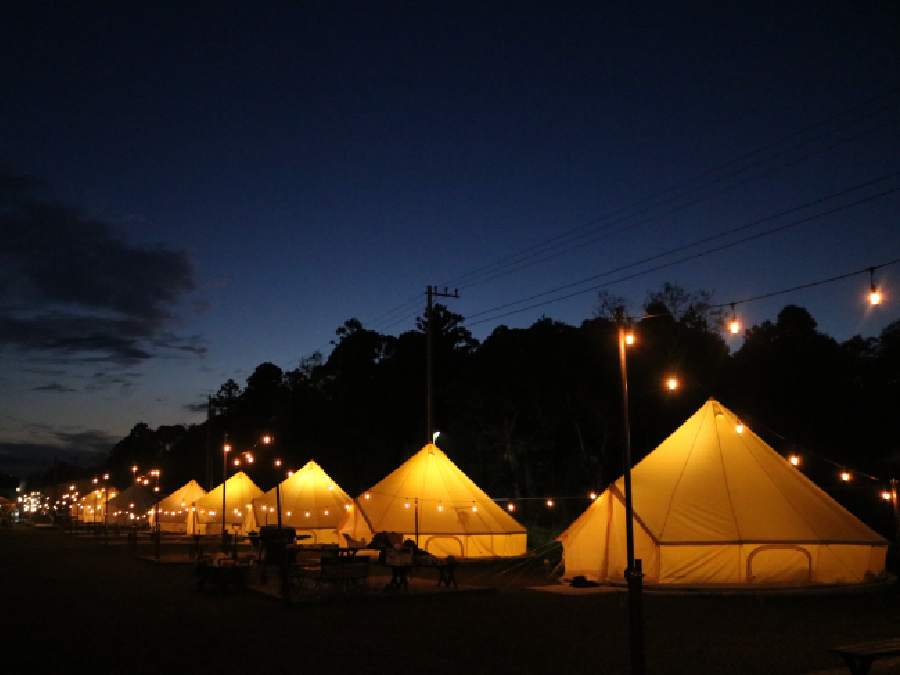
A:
[149,469,161,560]
[222,436,231,550]
[616,313,645,675]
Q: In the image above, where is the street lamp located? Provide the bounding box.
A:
[616,312,645,675]
[222,436,231,550]
[149,468,161,559]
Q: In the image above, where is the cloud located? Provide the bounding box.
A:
[0,172,200,364]
[31,382,77,393]
[0,427,117,476]
[183,400,209,414]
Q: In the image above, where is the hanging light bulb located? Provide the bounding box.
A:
[868,268,883,306]
[728,305,742,335]
[624,330,636,346]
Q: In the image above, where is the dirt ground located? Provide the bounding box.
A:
[2,526,900,675]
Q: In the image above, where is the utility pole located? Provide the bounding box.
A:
[425,285,459,443]
[205,395,213,491]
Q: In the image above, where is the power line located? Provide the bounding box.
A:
[457,116,899,292]
[465,171,900,321]
[465,184,900,327]
[436,87,900,291]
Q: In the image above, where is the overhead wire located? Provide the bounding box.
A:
[463,171,900,322]
[464,184,900,327]
[437,87,900,291]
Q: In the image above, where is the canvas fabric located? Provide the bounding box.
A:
[559,399,887,585]
[340,443,527,557]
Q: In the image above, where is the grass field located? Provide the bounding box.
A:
[2,526,900,674]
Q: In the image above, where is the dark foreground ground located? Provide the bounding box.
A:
[2,527,900,675]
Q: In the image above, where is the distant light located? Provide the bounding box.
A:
[233,458,240,467]
[432,430,441,444]
[546,499,555,508]
[261,434,273,445]
[304,511,310,518]
[437,503,444,512]
[788,454,801,467]
[589,491,598,500]
[364,493,371,500]
[735,423,744,434]
[287,470,294,477]
[285,511,292,517]
[131,465,138,474]
[274,458,282,468]
[323,509,329,516]
[403,502,410,510]
[506,502,516,512]
[223,443,232,454]
[344,504,352,512]
[665,375,680,392]
[103,473,109,480]
[624,331,636,346]
[471,504,478,513]
[840,471,852,482]
[881,490,893,502]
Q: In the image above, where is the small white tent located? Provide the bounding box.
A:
[559,399,887,586]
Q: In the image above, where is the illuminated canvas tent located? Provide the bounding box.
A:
[340,443,527,557]
[150,480,207,533]
[194,472,263,535]
[76,488,114,523]
[252,461,353,544]
[559,399,887,586]
[108,484,155,526]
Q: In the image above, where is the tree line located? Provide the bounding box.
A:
[33,284,900,534]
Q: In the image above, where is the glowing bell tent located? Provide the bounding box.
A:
[558,399,887,586]
[149,480,207,533]
[107,484,155,526]
[194,472,263,535]
[340,443,527,557]
[252,460,353,544]
[76,488,112,523]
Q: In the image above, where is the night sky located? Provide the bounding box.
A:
[2,4,898,475]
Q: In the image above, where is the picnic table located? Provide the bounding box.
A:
[831,638,900,674]
[383,548,458,590]
[290,547,369,593]
[196,553,255,592]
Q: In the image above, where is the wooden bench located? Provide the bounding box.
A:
[831,638,900,674]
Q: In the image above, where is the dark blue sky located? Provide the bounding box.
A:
[2,3,898,474]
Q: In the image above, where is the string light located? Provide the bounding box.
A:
[868,268,883,306]
[728,303,741,335]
